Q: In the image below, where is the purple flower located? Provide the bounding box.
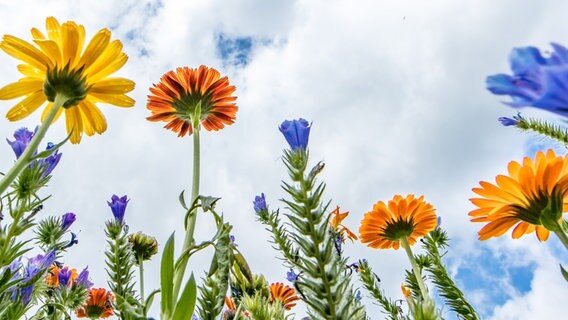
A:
[61,212,76,231]
[58,267,74,287]
[286,268,298,282]
[38,143,62,177]
[75,267,93,288]
[487,43,568,115]
[13,250,56,305]
[108,194,129,223]
[7,127,35,159]
[229,234,238,246]
[498,113,524,127]
[253,193,267,213]
[354,289,362,302]
[279,118,311,150]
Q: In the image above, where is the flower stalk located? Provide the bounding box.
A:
[0,94,67,196]
[554,227,568,250]
[401,236,429,301]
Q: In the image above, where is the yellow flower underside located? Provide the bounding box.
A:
[0,17,135,143]
[470,149,568,241]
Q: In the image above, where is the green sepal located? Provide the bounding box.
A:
[173,274,197,320]
[161,232,175,317]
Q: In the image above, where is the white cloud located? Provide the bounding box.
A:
[1,0,568,318]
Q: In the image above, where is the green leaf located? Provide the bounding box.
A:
[561,264,568,282]
[173,274,197,320]
[161,233,175,317]
[144,289,160,315]
[29,130,71,161]
[179,190,188,210]
[201,196,221,212]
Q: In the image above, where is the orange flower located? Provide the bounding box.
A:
[401,284,412,298]
[146,66,237,137]
[470,149,568,241]
[76,288,114,319]
[269,282,299,311]
[359,195,437,249]
[225,295,236,310]
[329,206,358,242]
[46,264,59,287]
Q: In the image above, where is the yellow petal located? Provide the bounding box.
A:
[77,28,110,70]
[45,17,62,47]
[17,64,45,77]
[6,90,46,121]
[31,27,46,40]
[61,22,81,67]
[90,77,135,94]
[65,107,83,144]
[41,102,63,123]
[84,40,126,81]
[33,39,62,66]
[88,92,135,107]
[79,99,107,135]
[1,35,51,70]
[0,78,43,99]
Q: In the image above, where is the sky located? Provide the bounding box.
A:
[0,0,568,319]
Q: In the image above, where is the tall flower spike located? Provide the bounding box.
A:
[469,149,568,241]
[486,43,568,116]
[146,65,238,136]
[0,17,135,143]
[359,195,437,249]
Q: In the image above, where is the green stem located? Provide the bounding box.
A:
[234,302,243,320]
[554,228,568,251]
[401,236,429,301]
[172,125,201,301]
[139,256,145,304]
[0,94,66,196]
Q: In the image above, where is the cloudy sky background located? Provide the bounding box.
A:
[1,0,568,319]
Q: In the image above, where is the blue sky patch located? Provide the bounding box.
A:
[215,33,254,67]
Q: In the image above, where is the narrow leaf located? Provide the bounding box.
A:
[161,233,175,317]
[173,274,197,320]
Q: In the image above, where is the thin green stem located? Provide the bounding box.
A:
[554,227,568,251]
[234,302,243,320]
[0,94,67,196]
[401,236,429,301]
[139,256,145,304]
[172,125,201,301]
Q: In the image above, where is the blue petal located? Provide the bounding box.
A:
[550,43,568,64]
[509,46,546,76]
[532,65,568,112]
[486,74,538,105]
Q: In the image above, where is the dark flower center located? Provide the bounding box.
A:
[44,64,88,108]
[381,217,415,241]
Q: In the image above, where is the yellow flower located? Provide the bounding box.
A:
[0,17,135,143]
[470,149,568,241]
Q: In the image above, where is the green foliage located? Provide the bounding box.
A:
[422,229,479,320]
[197,222,232,320]
[358,260,402,320]
[259,149,364,319]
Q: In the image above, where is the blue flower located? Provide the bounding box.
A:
[6,127,35,159]
[279,118,311,150]
[75,267,93,288]
[108,194,129,223]
[229,234,238,246]
[61,212,76,231]
[487,43,568,115]
[253,193,267,213]
[12,250,56,305]
[354,289,362,302]
[286,268,299,282]
[58,267,74,287]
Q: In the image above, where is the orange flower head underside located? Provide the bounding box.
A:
[329,206,358,242]
[269,282,299,311]
[359,194,437,250]
[76,288,114,318]
[146,65,238,137]
[469,149,568,242]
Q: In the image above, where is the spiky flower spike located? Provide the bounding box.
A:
[256,119,365,319]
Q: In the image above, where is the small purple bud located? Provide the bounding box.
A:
[253,193,267,213]
[61,212,76,231]
[286,268,298,282]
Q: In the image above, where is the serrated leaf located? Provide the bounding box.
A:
[161,233,175,317]
[173,274,197,320]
